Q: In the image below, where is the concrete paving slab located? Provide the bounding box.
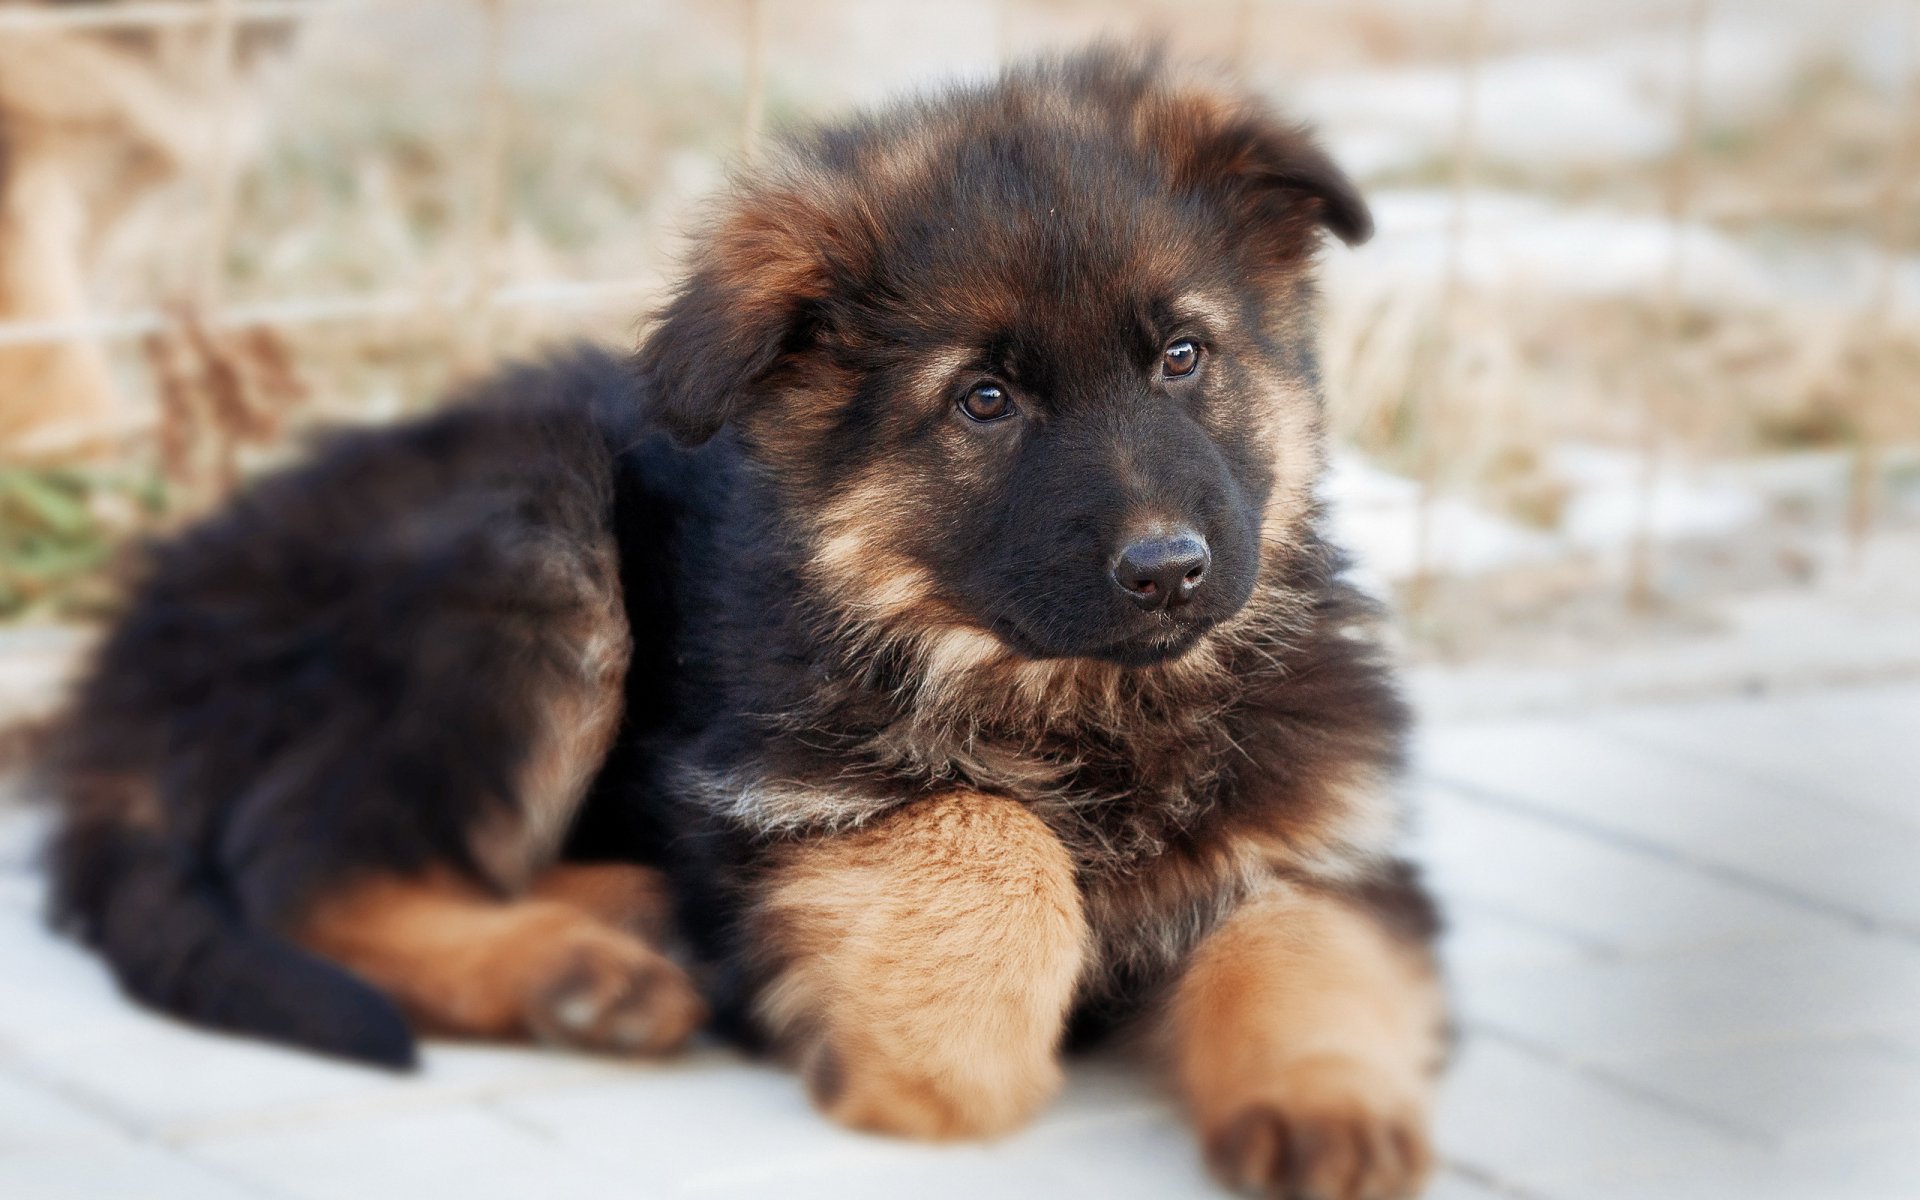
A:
[4,679,1918,1197]
[0,1140,272,1200]
[1415,718,1920,934]
[1434,1035,1754,1195]
[1415,785,1850,956]
[1459,932,1920,1062]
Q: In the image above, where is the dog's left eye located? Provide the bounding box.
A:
[1161,339,1201,379]
[960,382,1012,422]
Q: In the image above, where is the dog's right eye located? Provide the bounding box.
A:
[960,383,1012,422]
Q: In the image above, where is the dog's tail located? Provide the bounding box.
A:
[46,811,417,1069]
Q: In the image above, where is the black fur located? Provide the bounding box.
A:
[43,349,643,1064]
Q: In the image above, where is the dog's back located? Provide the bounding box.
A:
[42,347,655,1064]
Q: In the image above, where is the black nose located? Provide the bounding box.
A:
[1112,531,1211,612]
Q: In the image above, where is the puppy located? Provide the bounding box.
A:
[43,49,1446,1199]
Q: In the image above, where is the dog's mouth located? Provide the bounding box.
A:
[1089,624,1211,668]
[989,613,1214,668]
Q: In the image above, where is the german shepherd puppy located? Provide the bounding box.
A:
[43,49,1445,1199]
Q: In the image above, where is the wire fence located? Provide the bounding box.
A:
[1,0,1914,628]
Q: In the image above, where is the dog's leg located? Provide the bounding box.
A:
[754,792,1088,1139]
[1165,877,1445,1200]
[297,870,705,1055]
[530,862,676,945]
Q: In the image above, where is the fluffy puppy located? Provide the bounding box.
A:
[44,48,1446,1200]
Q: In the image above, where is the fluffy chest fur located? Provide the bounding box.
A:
[659,512,1410,1001]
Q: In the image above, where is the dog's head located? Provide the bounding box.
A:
[638,48,1368,671]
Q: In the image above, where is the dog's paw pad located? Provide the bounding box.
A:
[526,936,705,1056]
[1204,1060,1431,1200]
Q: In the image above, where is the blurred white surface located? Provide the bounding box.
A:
[2,678,1917,1199]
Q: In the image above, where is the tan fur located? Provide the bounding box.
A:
[508,584,631,865]
[1165,880,1444,1200]
[909,345,977,398]
[1080,836,1268,986]
[1296,766,1403,879]
[1230,763,1406,891]
[809,474,937,624]
[1129,85,1241,185]
[709,196,837,317]
[528,862,676,946]
[1172,288,1241,337]
[754,791,1088,1139]
[679,767,899,837]
[1251,364,1327,554]
[296,870,704,1054]
[917,625,1007,688]
[59,770,165,833]
[471,549,631,890]
[803,466,1049,721]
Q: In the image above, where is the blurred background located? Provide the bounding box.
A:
[0,3,1915,1199]
[2,0,1917,690]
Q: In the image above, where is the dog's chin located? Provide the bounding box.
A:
[1088,624,1212,669]
[991,616,1214,670]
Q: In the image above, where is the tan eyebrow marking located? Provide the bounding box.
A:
[1172,290,1238,334]
[912,347,977,396]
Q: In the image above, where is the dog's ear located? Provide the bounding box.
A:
[635,194,833,446]
[1148,92,1372,258]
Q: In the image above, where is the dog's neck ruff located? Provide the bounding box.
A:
[678,538,1361,883]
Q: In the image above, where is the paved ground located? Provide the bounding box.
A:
[1,679,1916,1199]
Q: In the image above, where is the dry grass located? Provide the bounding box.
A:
[1363,56,1917,238]
[0,466,154,621]
[1325,283,1920,531]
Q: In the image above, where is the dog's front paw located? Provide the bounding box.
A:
[1202,1057,1432,1200]
[798,1031,1061,1141]
[525,930,706,1055]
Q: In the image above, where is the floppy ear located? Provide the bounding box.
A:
[635,198,832,446]
[1150,94,1373,257]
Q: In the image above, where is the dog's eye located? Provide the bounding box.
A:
[1161,339,1201,379]
[960,382,1012,422]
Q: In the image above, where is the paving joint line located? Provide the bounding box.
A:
[1463,1022,1774,1149]
[1437,893,1623,961]
[1420,773,1919,944]
[1437,1158,1558,1199]
[1592,720,1920,838]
